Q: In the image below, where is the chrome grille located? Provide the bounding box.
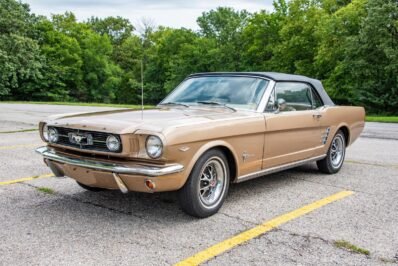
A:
[50,127,122,153]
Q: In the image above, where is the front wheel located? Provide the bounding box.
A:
[178,149,230,218]
[317,130,346,174]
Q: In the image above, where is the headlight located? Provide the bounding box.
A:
[106,135,121,151]
[48,127,59,143]
[42,124,49,141]
[146,135,163,159]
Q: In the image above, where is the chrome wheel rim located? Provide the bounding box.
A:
[199,157,226,208]
[330,134,345,168]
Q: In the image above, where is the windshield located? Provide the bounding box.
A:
[161,76,269,111]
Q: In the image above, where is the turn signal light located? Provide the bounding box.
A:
[145,180,156,190]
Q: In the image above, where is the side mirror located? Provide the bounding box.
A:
[275,98,286,113]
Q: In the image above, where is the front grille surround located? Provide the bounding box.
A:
[49,126,122,153]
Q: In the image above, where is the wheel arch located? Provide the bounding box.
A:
[184,141,239,184]
[337,124,350,146]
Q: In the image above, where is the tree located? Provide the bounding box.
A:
[86,16,134,45]
[144,27,199,101]
[314,0,368,103]
[269,0,326,76]
[241,8,283,71]
[112,35,143,103]
[197,7,250,45]
[347,0,398,114]
[0,0,44,98]
[49,12,123,102]
[35,18,83,100]
[1,0,397,114]
[197,7,251,71]
[79,30,122,102]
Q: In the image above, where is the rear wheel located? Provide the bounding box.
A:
[178,149,230,218]
[76,181,106,192]
[317,130,346,174]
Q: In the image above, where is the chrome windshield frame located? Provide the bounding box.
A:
[158,74,274,113]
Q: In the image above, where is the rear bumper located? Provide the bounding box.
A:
[35,146,184,177]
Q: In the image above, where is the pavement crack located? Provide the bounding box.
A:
[65,195,134,216]
[218,211,258,226]
[269,228,398,263]
[276,228,331,245]
[20,182,146,218]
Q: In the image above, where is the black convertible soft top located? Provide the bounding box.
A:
[190,72,335,106]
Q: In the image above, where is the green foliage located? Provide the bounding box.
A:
[347,0,398,114]
[0,0,397,114]
[197,7,250,71]
[315,0,368,103]
[0,0,34,36]
[35,18,83,101]
[86,16,134,45]
[0,0,44,98]
[0,33,44,98]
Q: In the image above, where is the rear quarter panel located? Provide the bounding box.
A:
[320,106,365,152]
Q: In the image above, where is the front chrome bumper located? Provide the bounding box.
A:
[35,146,184,177]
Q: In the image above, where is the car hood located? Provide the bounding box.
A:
[45,107,257,134]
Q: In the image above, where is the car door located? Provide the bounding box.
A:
[262,82,323,169]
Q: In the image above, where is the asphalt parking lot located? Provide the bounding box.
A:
[1,103,397,265]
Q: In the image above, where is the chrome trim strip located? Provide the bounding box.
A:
[35,146,184,177]
[236,154,326,183]
[256,80,276,113]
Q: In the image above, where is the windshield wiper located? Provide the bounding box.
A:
[196,101,236,112]
[158,102,189,108]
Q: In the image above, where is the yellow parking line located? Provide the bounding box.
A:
[0,143,41,150]
[0,173,54,186]
[175,190,354,266]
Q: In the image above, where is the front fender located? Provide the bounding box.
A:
[177,140,240,187]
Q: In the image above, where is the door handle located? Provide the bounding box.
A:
[313,114,322,118]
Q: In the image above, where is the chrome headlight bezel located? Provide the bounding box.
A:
[48,127,59,143]
[106,135,121,152]
[42,124,49,141]
[145,135,163,159]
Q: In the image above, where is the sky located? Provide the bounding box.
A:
[24,0,275,30]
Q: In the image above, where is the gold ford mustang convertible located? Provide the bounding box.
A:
[36,72,365,217]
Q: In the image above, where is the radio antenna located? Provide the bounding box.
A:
[141,58,144,120]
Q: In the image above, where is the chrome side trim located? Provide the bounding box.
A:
[35,146,184,177]
[236,154,326,183]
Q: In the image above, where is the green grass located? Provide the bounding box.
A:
[36,187,55,195]
[366,116,398,123]
[0,128,38,134]
[334,240,370,256]
[1,101,155,109]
